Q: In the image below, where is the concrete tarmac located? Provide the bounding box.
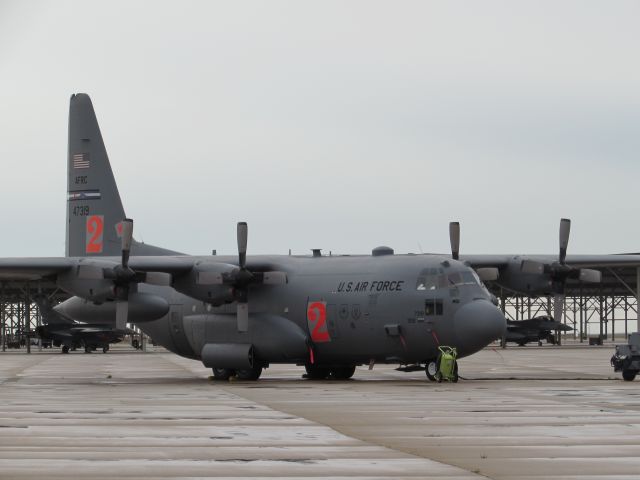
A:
[0,345,638,479]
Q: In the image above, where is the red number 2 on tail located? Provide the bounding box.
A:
[86,215,104,253]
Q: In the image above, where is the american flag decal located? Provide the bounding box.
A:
[73,153,90,169]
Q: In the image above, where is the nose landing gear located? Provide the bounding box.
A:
[425,360,438,381]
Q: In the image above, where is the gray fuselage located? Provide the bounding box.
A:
[93,252,507,368]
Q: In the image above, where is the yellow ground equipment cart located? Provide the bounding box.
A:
[435,345,459,383]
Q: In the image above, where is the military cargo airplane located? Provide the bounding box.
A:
[1,94,638,381]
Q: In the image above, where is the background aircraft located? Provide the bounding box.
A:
[504,316,573,346]
[34,297,127,353]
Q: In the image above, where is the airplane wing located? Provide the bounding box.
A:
[461,253,640,270]
[0,255,195,280]
[0,257,75,280]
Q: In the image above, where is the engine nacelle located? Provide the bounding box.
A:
[497,257,554,295]
[201,343,254,369]
[172,261,236,305]
[54,292,170,324]
[56,261,118,302]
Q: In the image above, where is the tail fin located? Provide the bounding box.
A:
[66,93,126,257]
[66,94,182,257]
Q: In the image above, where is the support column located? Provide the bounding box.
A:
[25,287,31,354]
[624,296,628,339]
[1,283,5,352]
[599,295,604,341]
[500,288,506,349]
[579,288,584,343]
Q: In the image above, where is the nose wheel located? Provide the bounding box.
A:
[425,360,438,381]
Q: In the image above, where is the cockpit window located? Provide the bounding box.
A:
[417,268,479,290]
[425,299,443,315]
[416,268,444,291]
[447,271,478,286]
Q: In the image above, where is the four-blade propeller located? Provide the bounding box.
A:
[76,218,171,330]
[194,221,288,332]
[230,222,288,332]
[520,218,602,324]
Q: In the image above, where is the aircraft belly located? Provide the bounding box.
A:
[189,313,307,364]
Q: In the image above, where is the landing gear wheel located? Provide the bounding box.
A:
[84,345,92,353]
[331,365,356,380]
[102,346,109,354]
[305,364,331,380]
[452,361,459,383]
[425,360,438,381]
[212,368,234,380]
[61,345,69,354]
[235,366,262,381]
[132,339,139,350]
[622,370,637,382]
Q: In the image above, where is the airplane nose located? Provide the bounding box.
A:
[454,299,506,356]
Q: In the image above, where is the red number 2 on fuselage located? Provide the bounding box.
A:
[307,301,331,343]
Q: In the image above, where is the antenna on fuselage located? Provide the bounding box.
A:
[449,221,460,260]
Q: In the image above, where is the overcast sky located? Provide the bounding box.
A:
[0,1,639,258]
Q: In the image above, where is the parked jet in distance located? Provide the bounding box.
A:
[1,94,638,381]
[35,323,126,354]
[34,298,127,353]
[504,316,573,346]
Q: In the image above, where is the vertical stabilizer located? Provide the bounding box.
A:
[66,93,126,257]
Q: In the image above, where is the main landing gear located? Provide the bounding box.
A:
[211,366,263,381]
[304,364,356,380]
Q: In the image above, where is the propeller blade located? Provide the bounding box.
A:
[553,292,565,345]
[520,259,545,275]
[237,222,248,268]
[196,271,224,285]
[77,264,105,280]
[559,218,570,264]
[263,271,288,285]
[449,221,460,260]
[144,272,172,286]
[237,303,249,332]
[579,268,602,283]
[116,300,128,331]
[121,218,134,268]
[553,293,565,324]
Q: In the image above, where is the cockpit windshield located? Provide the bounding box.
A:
[446,271,478,286]
[416,268,481,291]
[416,268,444,291]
